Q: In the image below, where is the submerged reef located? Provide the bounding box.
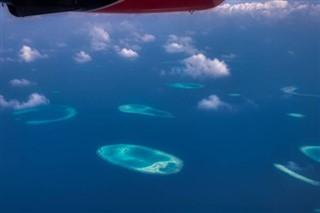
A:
[300,146,320,163]
[118,104,174,118]
[228,93,242,97]
[13,107,41,115]
[13,105,77,125]
[281,86,320,98]
[287,113,305,118]
[169,83,204,89]
[97,144,183,175]
[273,163,320,186]
[281,86,298,95]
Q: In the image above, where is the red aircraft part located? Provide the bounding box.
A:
[93,0,224,13]
[2,0,224,17]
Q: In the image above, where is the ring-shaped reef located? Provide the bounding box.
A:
[300,146,320,163]
[13,105,77,125]
[118,104,174,118]
[169,83,204,89]
[287,113,305,118]
[273,163,320,186]
[97,144,183,175]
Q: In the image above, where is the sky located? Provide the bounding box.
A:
[0,0,320,212]
[1,0,319,106]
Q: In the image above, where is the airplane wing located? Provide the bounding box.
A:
[1,0,224,17]
[3,0,120,17]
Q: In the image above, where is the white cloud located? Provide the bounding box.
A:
[173,53,230,79]
[198,95,231,110]
[22,38,32,44]
[116,39,142,52]
[55,42,67,48]
[9,79,35,87]
[73,51,92,63]
[117,32,155,52]
[118,48,139,58]
[19,45,47,62]
[218,0,288,13]
[0,93,49,110]
[141,34,156,42]
[90,26,110,51]
[119,21,136,32]
[216,0,320,17]
[164,35,196,54]
[165,43,184,53]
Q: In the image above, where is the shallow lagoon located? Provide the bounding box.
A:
[97,144,183,175]
[300,146,320,163]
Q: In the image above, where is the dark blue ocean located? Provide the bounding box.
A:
[1,5,320,213]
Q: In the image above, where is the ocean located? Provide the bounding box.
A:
[1,4,320,213]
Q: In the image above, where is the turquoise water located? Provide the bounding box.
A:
[97,144,182,174]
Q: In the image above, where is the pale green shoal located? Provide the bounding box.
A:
[287,113,305,118]
[228,93,242,97]
[118,104,174,118]
[169,83,204,89]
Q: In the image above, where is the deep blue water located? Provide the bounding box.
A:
[1,7,320,213]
